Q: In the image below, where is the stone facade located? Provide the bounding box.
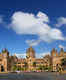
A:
[51,48,66,71]
[0,49,9,72]
[0,48,17,72]
[0,47,66,72]
[16,47,66,71]
[16,47,51,71]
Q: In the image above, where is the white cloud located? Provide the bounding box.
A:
[37,11,49,22]
[49,29,64,40]
[9,11,65,44]
[56,17,66,27]
[16,53,26,58]
[26,39,40,46]
[10,11,49,35]
[36,52,50,58]
[58,45,66,49]
[15,52,50,58]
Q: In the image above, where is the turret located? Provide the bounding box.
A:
[2,48,9,58]
[51,48,58,57]
[26,46,35,59]
[55,49,58,56]
[59,48,64,56]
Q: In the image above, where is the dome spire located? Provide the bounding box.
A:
[26,46,35,58]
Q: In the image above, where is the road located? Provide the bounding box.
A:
[0,72,66,80]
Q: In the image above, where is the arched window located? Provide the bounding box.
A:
[1,65,4,72]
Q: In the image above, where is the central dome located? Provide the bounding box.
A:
[26,46,35,58]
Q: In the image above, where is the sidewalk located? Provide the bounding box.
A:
[62,70,66,74]
[0,72,8,74]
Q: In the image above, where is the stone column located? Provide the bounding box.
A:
[4,67,7,72]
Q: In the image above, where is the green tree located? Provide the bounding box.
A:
[61,58,66,66]
[33,62,36,67]
[12,65,17,71]
[61,58,66,71]
[38,65,43,70]
[24,62,28,70]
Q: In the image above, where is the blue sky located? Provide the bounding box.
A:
[0,0,66,58]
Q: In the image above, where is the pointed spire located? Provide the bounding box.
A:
[2,48,8,53]
[51,48,56,56]
[60,48,64,52]
[52,48,55,52]
[60,48,64,56]
[26,46,35,58]
[55,49,58,56]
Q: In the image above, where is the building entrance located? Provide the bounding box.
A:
[1,65,4,72]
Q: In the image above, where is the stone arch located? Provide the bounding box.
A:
[1,65,4,72]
